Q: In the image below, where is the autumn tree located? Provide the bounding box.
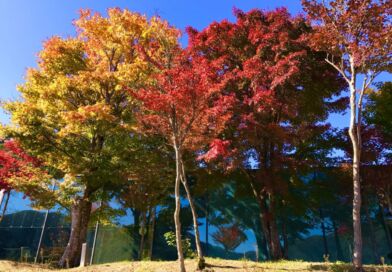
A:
[0,139,52,221]
[134,50,233,272]
[188,8,344,260]
[302,0,391,269]
[1,8,179,267]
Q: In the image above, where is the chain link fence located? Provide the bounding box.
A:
[0,189,391,266]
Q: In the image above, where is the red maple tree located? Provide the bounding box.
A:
[302,0,391,269]
[134,49,233,271]
[0,139,41,190]
[188,7,344,260]
[0,139,44,221]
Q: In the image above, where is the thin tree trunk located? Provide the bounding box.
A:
[352,159,362,270]
[180,163,205,270]
[174,145,186,272]
[147,207,156,260]
[254,230,269,261]
[347,80,363,271]
[139,211,147,260]
[258,210,271,259]
[282,221,289,259]
[248,178,274,260]
[131,209,141,260]
[258,205,282,260]
[59,197,92,268]
[269,216,282,260]
[256,196,283,260]
[319,208,329,257]
[261,233,269,260]
[268,197,283,260]
[266,145,282,260]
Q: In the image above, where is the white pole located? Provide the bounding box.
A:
[80,243,87,267]
[34,181,56,263]
[89,200,102,265]
[34,209,49,263]
[0,189,5,208]
[90,220,99,265]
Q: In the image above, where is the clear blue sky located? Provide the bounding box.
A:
[0,0,390,125]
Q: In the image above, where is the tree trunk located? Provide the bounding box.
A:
[258,210,272,259]
[174,145,186,272]
[255,196,283,260]
[319,208,329,257]
[131,209,141,260]
[268,197,283,260]
[139,211,147,260]
[147,207,156,260]
[180,163,205,270]
[352,159,362,270]
[269,214,282,260]
[254,230,269,261]
[247,166,282,260]
[348,82,363,271]
[281,221,289,259]
[59,198,92,268]
[257,198,282,260]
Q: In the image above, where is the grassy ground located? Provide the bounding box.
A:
[1,258,392,272]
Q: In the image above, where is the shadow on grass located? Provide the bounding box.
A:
[311,263,392,272]
[205,263,241,269]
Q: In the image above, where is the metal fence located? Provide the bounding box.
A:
[0,189,391,266]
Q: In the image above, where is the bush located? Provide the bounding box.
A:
[163,232,195,258]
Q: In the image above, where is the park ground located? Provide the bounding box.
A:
[1,258,392,272]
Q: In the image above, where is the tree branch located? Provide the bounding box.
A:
[325,57,350,84]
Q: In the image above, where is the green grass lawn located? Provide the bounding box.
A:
[1,258,392,272]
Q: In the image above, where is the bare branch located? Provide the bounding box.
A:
[325,57,350,83]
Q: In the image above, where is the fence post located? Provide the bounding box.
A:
[34,180,56,263]
[80,243,87,267]
[90,221,99,265]
[89,200,102,265]
[34,209,49,263]
[254,243,259,262]
[0,189,5,207]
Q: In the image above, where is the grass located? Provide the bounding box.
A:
[1,258,392,272]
